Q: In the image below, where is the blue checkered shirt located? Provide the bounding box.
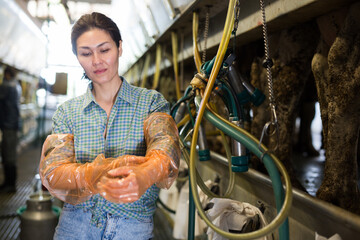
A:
[52,78,169,227]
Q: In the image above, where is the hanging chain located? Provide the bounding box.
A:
[233,0,241,33]
[260,0,274,106]
[231,0,241,53]
[202,6,210,64]
[259,0,279,155]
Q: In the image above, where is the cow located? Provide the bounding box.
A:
[249,2,360,214]
[312,2,360,213]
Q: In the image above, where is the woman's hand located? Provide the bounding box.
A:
[97,165,149,203]
[97,150,172,203]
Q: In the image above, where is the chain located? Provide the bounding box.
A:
[259,0,279,155]
[233,0,241,34]
[232,0,241,53]
[259,0,274,106]
[202,6,210,64]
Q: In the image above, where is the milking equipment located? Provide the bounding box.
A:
[17,175,61,240]
[201,52,266,172]
[169,0,293,239]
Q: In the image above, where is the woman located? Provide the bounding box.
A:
[39,12,180,240]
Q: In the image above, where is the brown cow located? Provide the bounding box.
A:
[312,2,360,213]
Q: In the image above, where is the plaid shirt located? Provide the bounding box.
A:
[52,78,169,227]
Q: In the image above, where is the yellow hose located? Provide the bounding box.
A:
[152,44,162,89]
[205,130,222,136]
[133,63,140,86]
[141,53,151,88]
[180,119,234,198]
[219,129,235,197]
[171,31,182,100]
[189,0,291,238]
[176,114,190,128]
[192,11,202,72]
[126,67,133,84]
[180,139,219,199]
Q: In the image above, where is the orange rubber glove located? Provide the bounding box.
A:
[97,112,180,203]
[39,134,146,205]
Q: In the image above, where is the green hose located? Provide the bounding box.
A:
[201,103,292,240]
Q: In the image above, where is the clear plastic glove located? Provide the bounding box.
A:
[97,112,180,203]
[39,134,146,205]
[97,150,172,203]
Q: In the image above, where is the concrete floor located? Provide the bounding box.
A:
[292,127,325,197]
[293,149,325,196]
[0,144,41,240]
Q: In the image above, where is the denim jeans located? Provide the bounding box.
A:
[54,203,154,240]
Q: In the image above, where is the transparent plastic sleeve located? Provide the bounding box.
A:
[144,112,180,188]
[97,112,180,203]
[39,134,147,205]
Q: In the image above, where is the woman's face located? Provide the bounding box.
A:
[76,28,122,86]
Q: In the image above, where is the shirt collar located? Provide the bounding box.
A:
[82,82,95,111]
[82,77,135,111]
[117,77,135,106]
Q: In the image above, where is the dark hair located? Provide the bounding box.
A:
[71,12,122,55]
[4,66,16,79]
